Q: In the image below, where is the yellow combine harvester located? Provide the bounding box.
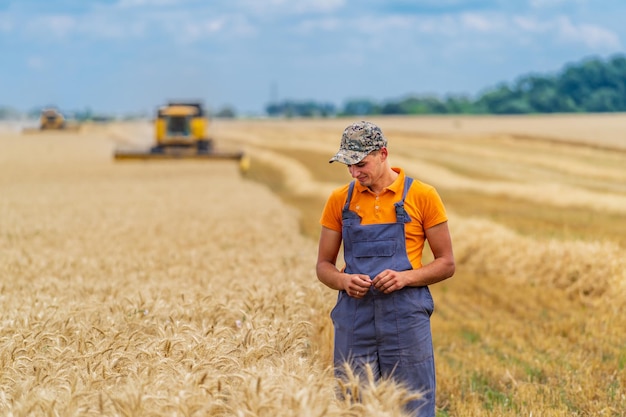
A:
[22,107,81,133]
[40,108,66,129]
[114,102,247,168]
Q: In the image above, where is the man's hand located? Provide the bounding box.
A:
[372,269,408,294]
[344,273,371,298]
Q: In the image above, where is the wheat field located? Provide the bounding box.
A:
[1,114,625,416]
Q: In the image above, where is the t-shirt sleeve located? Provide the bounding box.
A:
[319,187,346,232]
[422,187,448,229]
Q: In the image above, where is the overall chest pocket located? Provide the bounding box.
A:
[352,238,397,258]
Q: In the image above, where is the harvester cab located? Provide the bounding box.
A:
[152,102,213,154]
[113,101,248,171]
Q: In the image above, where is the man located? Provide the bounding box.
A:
[316,121,455,417]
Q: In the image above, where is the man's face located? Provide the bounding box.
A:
[347,149,385,188]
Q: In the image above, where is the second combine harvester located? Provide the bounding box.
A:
[114,101,248,170]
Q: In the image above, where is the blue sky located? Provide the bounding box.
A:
[0,0,624,115]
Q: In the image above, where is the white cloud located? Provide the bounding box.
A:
[512,15,621,50]
[158,12,256,43]
[416,12,621,52]
[12,4,255,43]
[460,13,506,33]
[529,0,587,8]
[26,14,76,38]
[555,16,621,49]
[239,0,345,16]
[22,12,141,40]
[116,0,183,8]
[513,16,549,33]
[292,17,341,34]
[280,13,415,39]
[11,1,617,54]
[174,17,229,43]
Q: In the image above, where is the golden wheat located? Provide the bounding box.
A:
[1,115,625,416]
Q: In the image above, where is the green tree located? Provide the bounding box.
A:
[216,106,237,118]
[341,99,380,116]
[585,88,622,112]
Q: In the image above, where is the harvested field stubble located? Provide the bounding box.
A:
[212,115,626,416]
[1,115,626,416]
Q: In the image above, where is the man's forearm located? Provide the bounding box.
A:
[316,262,346,291]
[408,256,455,287]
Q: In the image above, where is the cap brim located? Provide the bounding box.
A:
[329,151,366,165]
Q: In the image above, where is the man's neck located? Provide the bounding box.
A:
[368,167,398,195]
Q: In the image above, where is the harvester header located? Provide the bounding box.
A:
[113,101,247,168]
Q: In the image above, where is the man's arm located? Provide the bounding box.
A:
[372,221,455,293]
[421,221,456,284]
[316,226,371,296]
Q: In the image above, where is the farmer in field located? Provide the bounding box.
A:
[316,121,455,417]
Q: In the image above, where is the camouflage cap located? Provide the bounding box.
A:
[329,121,387,164]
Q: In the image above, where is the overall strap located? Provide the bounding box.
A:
[343,181,356,212]
[394,176,414,223]
[401,177,414,200]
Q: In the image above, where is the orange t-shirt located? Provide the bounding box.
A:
[319,167,448,269]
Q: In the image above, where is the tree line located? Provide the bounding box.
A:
[266,54,626,117]
[3,54,625,120]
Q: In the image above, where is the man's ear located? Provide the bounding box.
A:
[379,147,389,160]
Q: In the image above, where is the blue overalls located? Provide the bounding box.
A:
[330,177,436,417]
